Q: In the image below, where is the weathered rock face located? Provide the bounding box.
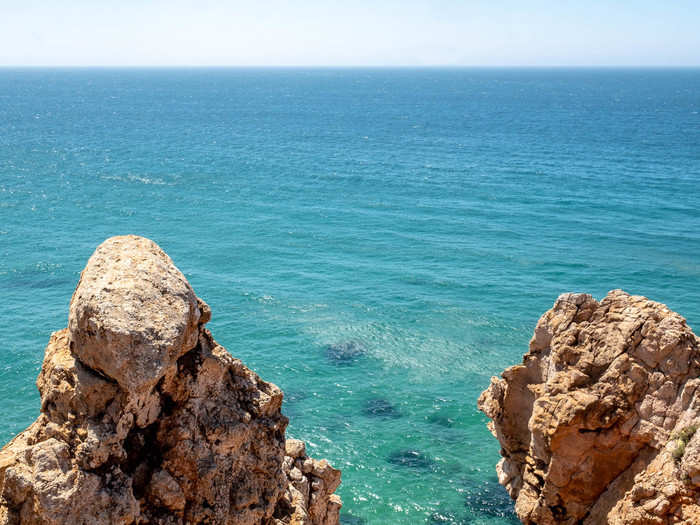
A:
[478,290,700,524]
[68,236,202,393]
[0,235,341,525]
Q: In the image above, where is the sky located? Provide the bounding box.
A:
[1,0,699,67]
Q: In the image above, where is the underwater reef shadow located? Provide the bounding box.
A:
[363,397,401,419]
[324,341,366,365]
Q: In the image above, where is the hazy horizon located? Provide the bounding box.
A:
[2,1,699,67]
[3,65,700,69]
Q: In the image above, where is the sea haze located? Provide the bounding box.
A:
[1,67,699,524]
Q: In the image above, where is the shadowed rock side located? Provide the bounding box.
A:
[0,235,341,525]
[478,290,700,525]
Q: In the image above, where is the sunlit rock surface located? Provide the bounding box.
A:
[479,290,700,524]
[0,235,341,525]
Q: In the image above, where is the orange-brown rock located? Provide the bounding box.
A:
[0,235,341,525]
[478,290,700,524]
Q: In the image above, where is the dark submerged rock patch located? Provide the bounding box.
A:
[325,341,366,365]
[387,449,436,471]
[427,412,456,428]
[363,398,400,419]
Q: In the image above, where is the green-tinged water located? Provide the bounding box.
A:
[1,68,699,524]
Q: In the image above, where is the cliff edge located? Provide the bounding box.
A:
[478,290,700,524]
[0,235,341,525]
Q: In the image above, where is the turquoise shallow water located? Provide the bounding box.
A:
[1,68,699,524]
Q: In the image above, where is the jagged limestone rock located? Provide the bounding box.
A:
[479,290,700,525]
[0,235,341,525]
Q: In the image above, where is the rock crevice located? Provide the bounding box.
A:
[0,235,341,525]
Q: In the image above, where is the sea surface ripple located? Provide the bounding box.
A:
[1,68,699,524]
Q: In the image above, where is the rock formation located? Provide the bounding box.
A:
[0,235,341,525]
[479,290,700,524]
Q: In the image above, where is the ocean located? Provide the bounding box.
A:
[1,68,699,524]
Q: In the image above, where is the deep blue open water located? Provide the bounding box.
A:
[1,68,699,524]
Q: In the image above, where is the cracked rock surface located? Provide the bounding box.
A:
[0,235,341,525]
[479,290,700,524]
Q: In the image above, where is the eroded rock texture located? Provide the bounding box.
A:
[479,290,700,524]
[0,235,341,525]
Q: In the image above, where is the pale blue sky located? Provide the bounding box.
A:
[1,1,699,66]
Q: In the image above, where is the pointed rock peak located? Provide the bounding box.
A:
[0,236,341,525]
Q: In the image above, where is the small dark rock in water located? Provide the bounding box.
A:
[363,398,400,418]
[325,341,366,365]
[464,477,517,521]
[341,513,368,525]
[387,449,436,471]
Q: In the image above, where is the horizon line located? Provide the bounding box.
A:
[1,64,699,69]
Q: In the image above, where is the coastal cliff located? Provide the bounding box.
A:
[0,236,341,525]
[479,290,700,524]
